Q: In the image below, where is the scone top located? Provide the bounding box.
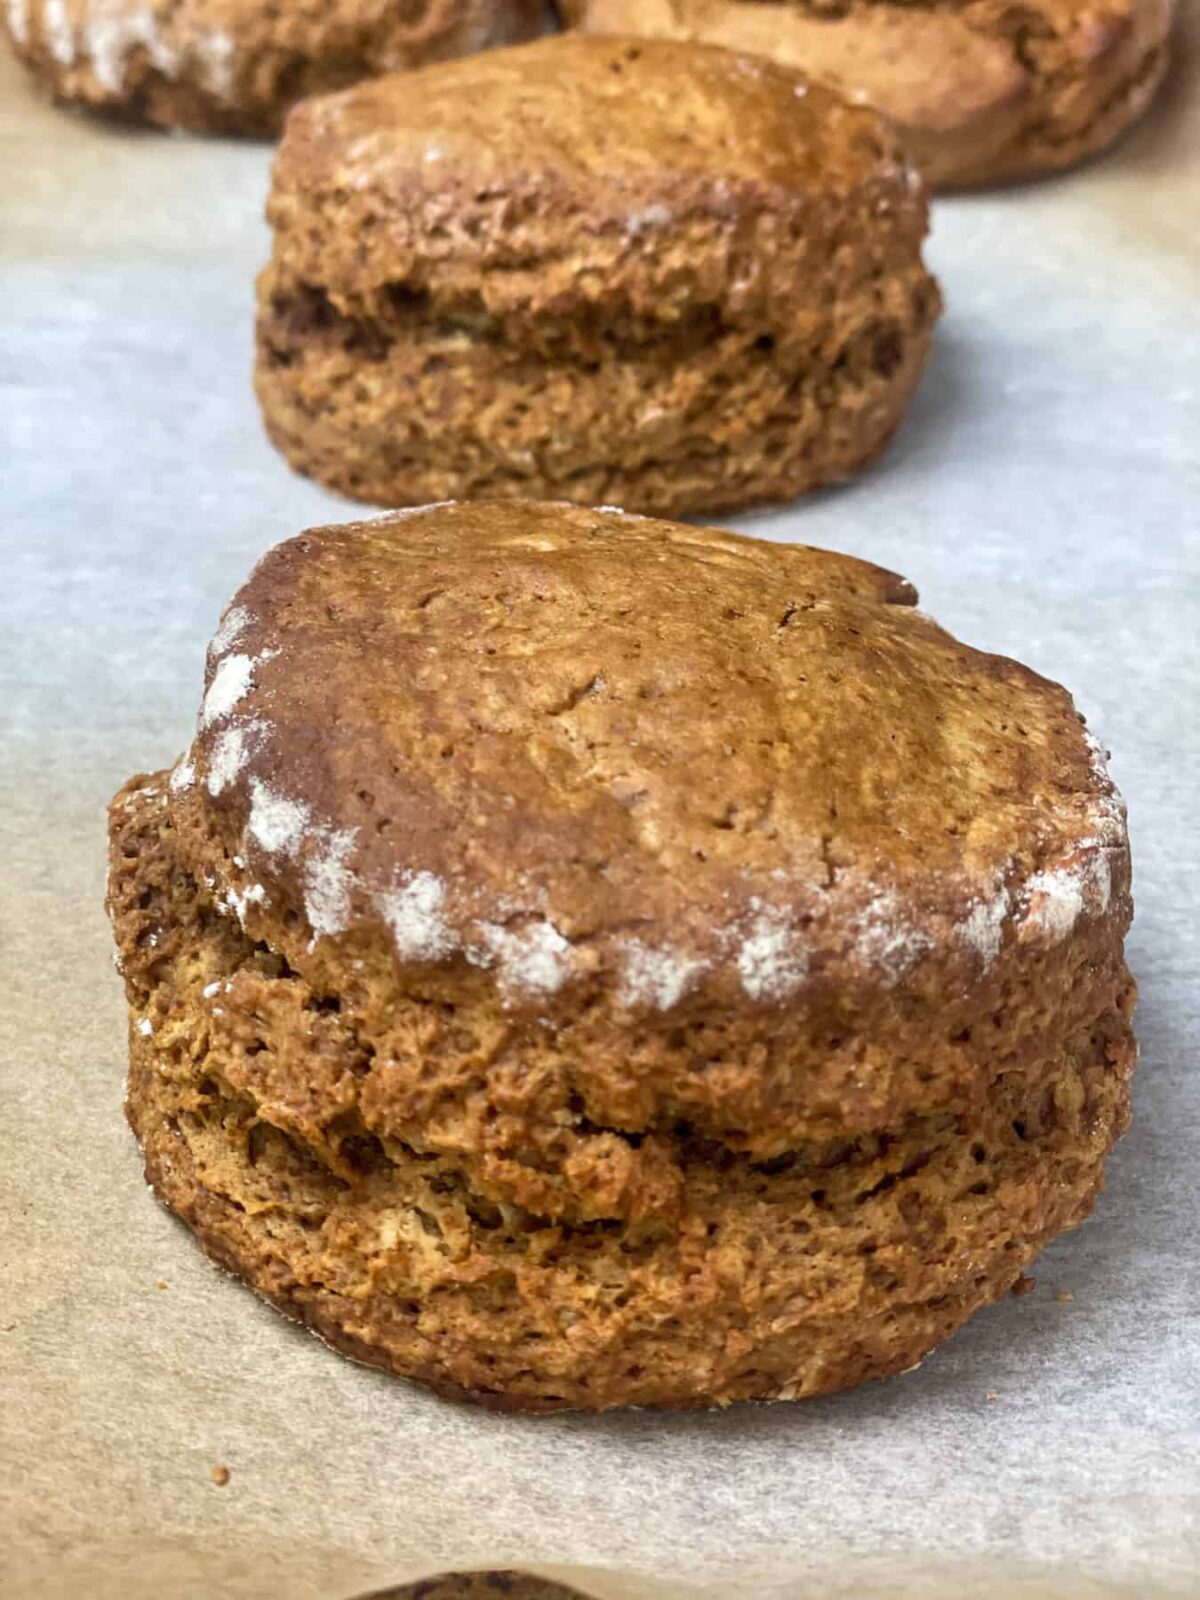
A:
[267,33,930,322]
[278,31,899,192]
[170,502,1126,1019]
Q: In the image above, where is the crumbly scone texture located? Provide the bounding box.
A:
[109,504,1136,1412]
[561,0,1173,188]
[253,33,940,517]
[3,0,556,136]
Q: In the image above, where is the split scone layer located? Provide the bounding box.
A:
[254,34,941,519]
[109,502,1135,1412]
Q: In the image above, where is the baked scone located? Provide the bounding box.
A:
[254,34,940,518]
[560,0,1173,188]
[108,502,1136,1413]
[3,0,556,136]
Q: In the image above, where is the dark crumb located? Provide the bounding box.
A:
[211,1465,230,1487]
[1055,1289,1074,1303]
[1011,1274,1037,1296]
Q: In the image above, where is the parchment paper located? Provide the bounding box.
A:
[1,16,1198,1597]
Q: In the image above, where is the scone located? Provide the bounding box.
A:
[561,0,1173,188]
[3,0,556,136]
[254,34,940,518]
[108,501,1136,1413]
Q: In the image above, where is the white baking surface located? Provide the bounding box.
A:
[1,23,1198,1600]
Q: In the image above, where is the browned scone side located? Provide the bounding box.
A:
[253,34,940,517]
[560,0,1173,189]
[4,0,557,137]
[108,505,1136,1411]
[112,775,1134,1413]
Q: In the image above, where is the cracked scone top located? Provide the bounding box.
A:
[112,502,1135,1410]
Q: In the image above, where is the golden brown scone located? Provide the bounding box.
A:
[253,34,940,518]
[108,503,1137,1414]
[561,0,1173,188]
[3,0,556,136]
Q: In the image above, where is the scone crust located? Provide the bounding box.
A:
[561,0,1173,188]
[109,506,1137,1411]
[4,0,556,136]
[253,33,940,516]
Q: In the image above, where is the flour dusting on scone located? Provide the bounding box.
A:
[108,503,1136,1412]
